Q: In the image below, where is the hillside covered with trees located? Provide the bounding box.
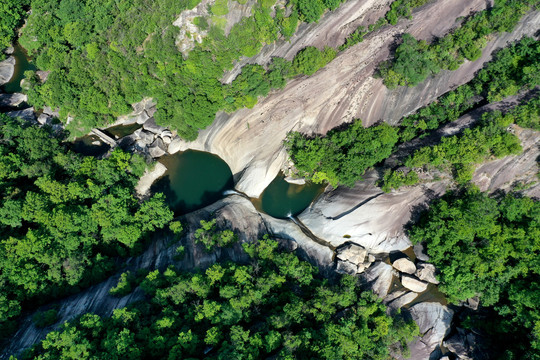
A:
[1,0,539,359]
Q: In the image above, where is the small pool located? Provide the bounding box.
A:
[103,123,142,139]
[2,44,37,94]
[71,135,110,157]
[254,174,325,219]
[151,150,234,215]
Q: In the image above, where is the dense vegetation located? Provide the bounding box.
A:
[378,0,537,88]
[20,238,418,360]
[17,0,345,139]
[381,94,540,191]
[0,0,28,59]
[0,115,172,336]
[287,37,540,188]
[285,121,398,187]
[409,189,540,359]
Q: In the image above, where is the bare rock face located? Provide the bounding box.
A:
[401,274,429,293]
[407,303,454,360]
[298,172,449,253]
[139,130,155,145]
[135,162,168,197]
[414,243,430,262]
[473,125,540,198]
[2,195,267,358]
[169,1,539,199]
[284,176,306,185]
[7,108,36,122]
[415,263,439,284]
[361,261,395,298]
[444,328,489,360]
[37,113,52,125]
[387,291,418,310]
[392,258,416,274]
[148,138,167,158]
[0,56,15,85]
[143,118,167,135]
[336,243,377,275]
[337,243,367,264]
[0,93,27,107]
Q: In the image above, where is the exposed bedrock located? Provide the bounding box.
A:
[297,171,450,253]
[0,56,15,86]
[473,125,540,198]
[0,195,335,358]
[170,1,539,197]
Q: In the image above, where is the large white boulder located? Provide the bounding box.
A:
[401,274,429,293]
[392,257,416,274]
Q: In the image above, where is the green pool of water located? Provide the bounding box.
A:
[151,150,234,215]
[255,174,325,219]
[2,44,37,94]
[103,123,142,139]
[71,135,110,157]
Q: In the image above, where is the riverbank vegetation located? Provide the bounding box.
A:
[287,37,540,188]
[381,95,540,191]
[378,0,537,88]
[0,115,172,336]
[20,238,418,360]
[409,189,540,359]
[285,121,398,187]
[0,0,28,59]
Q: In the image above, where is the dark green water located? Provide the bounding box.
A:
[103,123,142,139]
[71,135,110,157]
[254,174,325,219]
[2,44,36,94]
[151,150,234,215]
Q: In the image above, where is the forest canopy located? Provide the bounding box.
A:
[20,238,418,360]
[408,189,540,359]
[0,115,172,336]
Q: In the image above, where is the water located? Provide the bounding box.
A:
[71,135,110,157]
[253,174,325,219]
[2,44,37,94]
[103,123,142,139]
[151,150,234,215]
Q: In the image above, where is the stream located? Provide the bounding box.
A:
[1,44,36,94]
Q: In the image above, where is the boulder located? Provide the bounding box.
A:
[119,134,137,148]
[0,56,15,86]
[383,290,408,304]
[444,328,488,360]
[415,262,439,284]
[143,118,167,134]
[361,262,395,298]
[336,260,358,275]
[7,108,36,122]
[336,243,367,264]
[43,106,60,118]
[162,135,172,145]
[387,291,418,310]
[36,70,50,83]
[148,138,167,158]
[5,46,14,55]
[401,274,429,293]
[413,243,430,261]
[408,303,454,360]
[37,113,52,125]
[392,257,416,274]
[0,93,27,107]
[139,130,155,145]
[284,176,306,185]
[465,296,479,311]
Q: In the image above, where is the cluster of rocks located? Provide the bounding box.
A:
[119,118,175,158]
[335,243,376,275]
